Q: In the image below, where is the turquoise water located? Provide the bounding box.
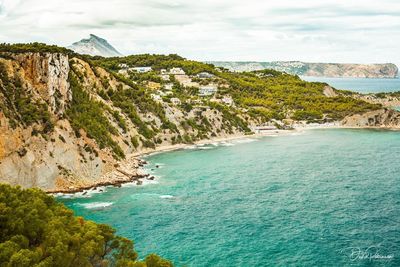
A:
[60,129,400,266]
[302,76,400,93]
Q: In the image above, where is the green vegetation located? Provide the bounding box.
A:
[66,70,125,159]
[0,184,172,267]
[0,61,53,132]
[209,102,251,133]
[218,70,381,121]
[0,43,73,55]
[92,54,215,75]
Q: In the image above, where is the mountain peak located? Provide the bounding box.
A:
[68,34,122,57]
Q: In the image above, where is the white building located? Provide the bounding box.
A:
[169,67,185,75]
[164,83,173,90]
[160,74,170,81]
[132,67,152,73]
[170,98,181,105]
[150,94,162,102]
[221,96,234,106]
[199,85,218,96]
[251,125,278,133]
[118,63,129,69]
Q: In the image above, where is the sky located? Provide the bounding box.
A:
[0,0,399,66]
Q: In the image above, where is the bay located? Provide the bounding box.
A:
[60,129,400,266]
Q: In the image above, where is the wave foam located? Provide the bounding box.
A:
[231,138,257,144]
[159,195,174,199]
[79,202,113,209]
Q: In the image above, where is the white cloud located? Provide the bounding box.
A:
[0,0,399,66]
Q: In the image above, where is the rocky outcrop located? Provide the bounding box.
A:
[0,53,120,191]
[341,109,400,128]
[3,52,71,114]
[323,86,338,97]
[355,94,400,109]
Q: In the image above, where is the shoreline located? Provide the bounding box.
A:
[49,130,295,195]
[133,129,295,158]
[49,124,400,195]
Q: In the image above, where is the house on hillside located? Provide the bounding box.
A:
[160,74,170,81]
[197,72,214,79]
[170,98,181,105]
[199,85,218,96]
[150,94,162,102]
[118,63,129,69]
[147,81,161,90]
[164,83,173,90]
[169,67,185,75]
[132,67,152,73]
[175,75,199,88]
[221,96,234,106]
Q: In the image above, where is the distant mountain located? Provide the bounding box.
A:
[68,34,122,57]
[209,61,399,78]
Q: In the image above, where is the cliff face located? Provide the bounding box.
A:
[0,53,114,190]
[341,109,400,128]
[0,52,250,192]
[210,61,399,78]
[9,53,71,114]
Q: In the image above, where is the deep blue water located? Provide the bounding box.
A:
[60,129,400,266]
[302,76,400,94]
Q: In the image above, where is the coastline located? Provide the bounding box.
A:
[49,129,295,195]
[49,123,400,195]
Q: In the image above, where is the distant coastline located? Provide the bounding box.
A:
[209,61,399,79]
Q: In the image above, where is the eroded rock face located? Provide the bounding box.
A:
[0,53,116,191]
[341,109,400,128]
[8,52,71,114]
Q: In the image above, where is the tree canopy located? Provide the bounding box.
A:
[0,184,173,267]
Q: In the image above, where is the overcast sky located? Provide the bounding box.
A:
[0,0,399,65]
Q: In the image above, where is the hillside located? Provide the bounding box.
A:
[210,61,399,78]
[0,43,385,192]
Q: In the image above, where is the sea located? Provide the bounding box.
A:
[302,76,400,94]
[60,77,400,266]
[60,129,400,266]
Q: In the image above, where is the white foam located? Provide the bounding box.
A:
[220,142,235,147]
[159,195,174,199]
[121,179,159,187]
[79,202,113,209]
[231,138,257,144]
[197,146,213,150]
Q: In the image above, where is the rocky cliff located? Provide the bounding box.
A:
[0,51,251,192]
[210,61,399,78]
[342,109,400,128]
